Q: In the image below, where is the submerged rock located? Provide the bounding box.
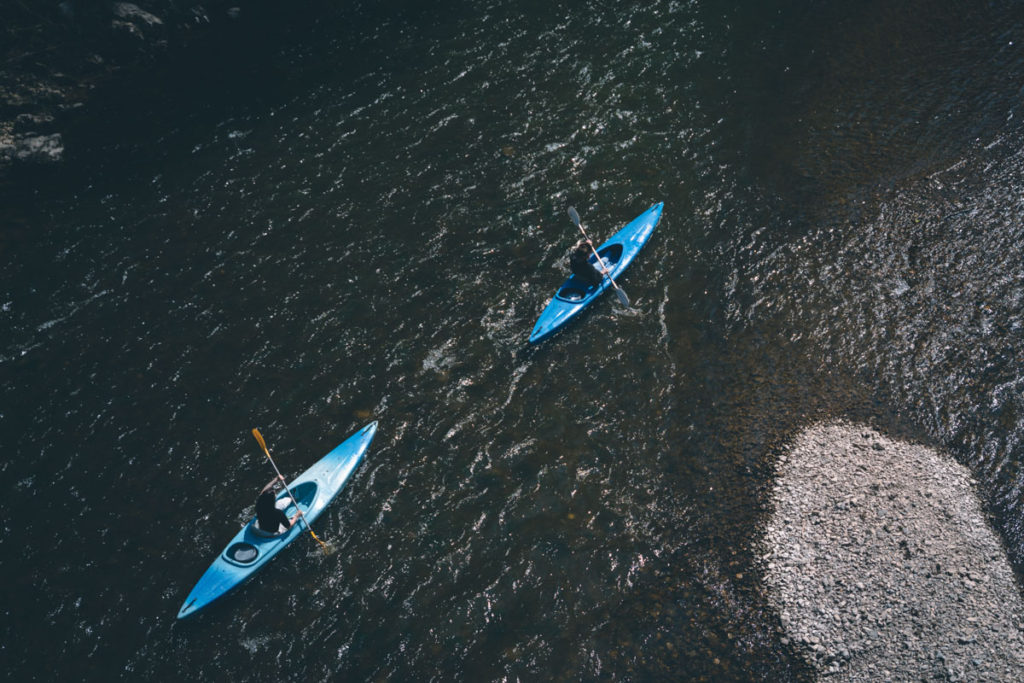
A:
[111,2,167,49]
[13,113,56,135]
[12,134,64,163]
[112,2,165,28]
[763,421,1024,680]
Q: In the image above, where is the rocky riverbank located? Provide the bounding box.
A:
[763,421,1024,680]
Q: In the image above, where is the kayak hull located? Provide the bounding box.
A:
[529,202,663,343]
[176,421,378,619]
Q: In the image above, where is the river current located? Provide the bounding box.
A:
[3,1,1024,680]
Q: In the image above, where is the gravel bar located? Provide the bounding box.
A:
[763,421,1024,681]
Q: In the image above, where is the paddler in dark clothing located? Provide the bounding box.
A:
[569,238,605,288]
[255,474,302,534]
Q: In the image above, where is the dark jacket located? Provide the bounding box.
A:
[569,241,604,287]
[256,491,290,533]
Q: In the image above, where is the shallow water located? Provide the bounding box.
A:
[3,1,1024,679]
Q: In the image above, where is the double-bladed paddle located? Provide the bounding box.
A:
[567,206,630,307]
[251,428,332,555]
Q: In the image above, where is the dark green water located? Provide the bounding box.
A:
[3,1,1024,679]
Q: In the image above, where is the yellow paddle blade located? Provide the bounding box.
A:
[251,428,269,455]
[309,529,331,554]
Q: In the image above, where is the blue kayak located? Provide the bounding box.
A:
[177,421,378,619]
[529,202,664,344]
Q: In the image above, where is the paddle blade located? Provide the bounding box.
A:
[567,206,581,227]
[251,428,269,455]
[308,529,333,555]
[614,286,630,308]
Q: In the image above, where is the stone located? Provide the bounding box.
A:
[13,134,63,163]
[112,3,163,26]
[13,113,56,134]
[110,3,166,49]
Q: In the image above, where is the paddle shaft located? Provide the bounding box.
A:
[568,207,630,306]
[251,428,328,552]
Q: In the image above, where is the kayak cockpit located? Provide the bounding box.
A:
[278,481,318,511]
[556,283,591,302]
[225,541,259,565]
[554,245,625,303]
[595,243,623,267]
[238,481,320,541]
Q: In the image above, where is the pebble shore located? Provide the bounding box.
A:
[763,421,1024,681]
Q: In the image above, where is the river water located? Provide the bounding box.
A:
[3,1,1024,680]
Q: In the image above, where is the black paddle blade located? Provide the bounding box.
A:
[567,206,581,227]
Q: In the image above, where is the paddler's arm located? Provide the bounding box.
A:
[260,474,285,495]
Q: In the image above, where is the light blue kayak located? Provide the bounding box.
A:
[177,422,378,619]
[529,202,664,344]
